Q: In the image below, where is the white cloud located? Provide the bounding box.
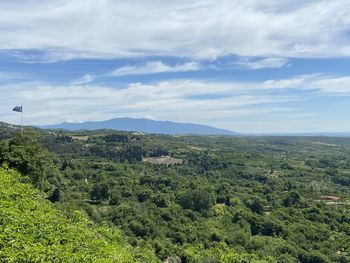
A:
[0,0,350,60]
[0,80,293,127]
[234,57,290,69]
[71,74,94,85]
[144,115,158,120]
[111,61,200,76]
[1,74,350,132]
[260,74,350,94]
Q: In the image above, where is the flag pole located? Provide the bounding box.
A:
[12,105,24,135]
[20,105,23,135]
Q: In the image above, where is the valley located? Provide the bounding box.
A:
[1,126,349,262]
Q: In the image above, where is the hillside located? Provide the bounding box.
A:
[41,118,236,135]
[0,127,350,262]
[0,168,272,263]
[0,167,135,262]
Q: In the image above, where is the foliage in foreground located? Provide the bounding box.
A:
[0,166,135,262]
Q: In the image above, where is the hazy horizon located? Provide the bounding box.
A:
[1,1,350,133]
[3,117,350,135]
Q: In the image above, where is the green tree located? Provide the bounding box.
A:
[283,191,302,207]
[248,198,265,214]
[0,131,61,189]
[177,188,214,212]
[91,182,110,201]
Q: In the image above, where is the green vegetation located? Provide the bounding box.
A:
[1,127,350,262]
[0,166,135,262]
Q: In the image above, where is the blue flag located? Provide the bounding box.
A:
[13,106,22,112]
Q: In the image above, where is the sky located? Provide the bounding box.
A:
[0,0,350,133]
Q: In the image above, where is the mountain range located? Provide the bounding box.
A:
[40,118,237,135]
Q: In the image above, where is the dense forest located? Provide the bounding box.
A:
[0,125,349,262]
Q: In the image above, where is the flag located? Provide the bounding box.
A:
[13,106,22,112]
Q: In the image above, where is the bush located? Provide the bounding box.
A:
[177,189,214,212]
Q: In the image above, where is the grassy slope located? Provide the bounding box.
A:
[0,167,135,263]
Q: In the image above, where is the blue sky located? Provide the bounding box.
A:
[0,1,350,133]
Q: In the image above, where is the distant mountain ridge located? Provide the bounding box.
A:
[40,118,237,135]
